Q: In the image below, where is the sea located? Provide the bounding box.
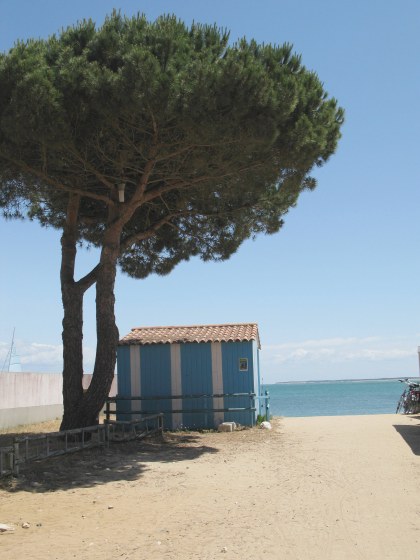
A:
[261,378,412,417]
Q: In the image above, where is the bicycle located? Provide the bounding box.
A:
[396,379,420,414]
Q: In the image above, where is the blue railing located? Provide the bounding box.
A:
[105,391,270,427]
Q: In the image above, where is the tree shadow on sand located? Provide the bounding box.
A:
[0,431,218,493]
[393,415,420,455]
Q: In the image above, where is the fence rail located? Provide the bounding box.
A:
[109,392,258,401]
[105,392,270,425]
[106,413,163,441]
[0,414,163,478]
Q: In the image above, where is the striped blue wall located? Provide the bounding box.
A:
[222,341,255,426]
[116,346,132,420]
[180,343,213,429]
[117,346,131,395]
[117,340,259,429]
[139,344,173,428]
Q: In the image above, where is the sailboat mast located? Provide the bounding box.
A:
[1,328,16,373]
[7,327,15,373]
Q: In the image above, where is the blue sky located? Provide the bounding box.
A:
[0,0,419,382]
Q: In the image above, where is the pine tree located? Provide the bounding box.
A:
[0,12,344,429]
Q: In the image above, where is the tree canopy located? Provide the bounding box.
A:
[0,12,344,429]
[0,12,343,273]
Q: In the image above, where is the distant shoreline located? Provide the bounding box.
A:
[272,376,418,385]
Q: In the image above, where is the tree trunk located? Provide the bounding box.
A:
[59,194,97,431]
[59,232,120,430]
[60,282,85,430]
[59,196,137,429]
[80,229,121,428]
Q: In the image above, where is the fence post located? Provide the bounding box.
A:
[265,390,270,420]
[250,394,256,426]
[13,441,19,477]
[105,423,110,448]
[7,448,14,476]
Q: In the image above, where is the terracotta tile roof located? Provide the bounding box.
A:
[119,323,260,348]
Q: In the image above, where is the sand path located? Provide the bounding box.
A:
[1,414,419,559]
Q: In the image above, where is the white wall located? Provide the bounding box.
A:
[0,372,117,429]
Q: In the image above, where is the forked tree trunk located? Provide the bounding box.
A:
[59,194,98,431]
[60,226,121,430]
[59,190,139,430]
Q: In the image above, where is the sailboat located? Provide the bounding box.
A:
[1,328,22,373]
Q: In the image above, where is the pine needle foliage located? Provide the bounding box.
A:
[0,11,343,276]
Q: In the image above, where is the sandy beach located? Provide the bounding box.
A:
[1,413,419,559]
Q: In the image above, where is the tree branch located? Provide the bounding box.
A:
[120,197,260,254]
[67,147,116,190]
[120,212,180,252]
[0,153,114,205]
[76,263,100,291]
[142,161,265,203]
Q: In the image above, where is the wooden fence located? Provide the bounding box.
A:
[0,414,163,478]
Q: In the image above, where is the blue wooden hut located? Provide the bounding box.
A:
[116,323,262,429]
